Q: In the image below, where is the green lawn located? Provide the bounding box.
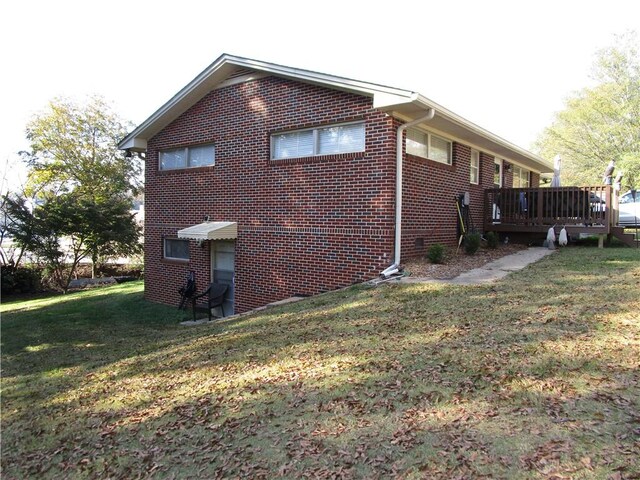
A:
[2,248,639,479]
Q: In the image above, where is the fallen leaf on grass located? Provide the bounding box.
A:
[580,456,593,469]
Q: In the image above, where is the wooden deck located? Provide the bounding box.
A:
[483,186,636,247]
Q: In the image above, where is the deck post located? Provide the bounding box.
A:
[537,189,543,225]
[598,234,605,249]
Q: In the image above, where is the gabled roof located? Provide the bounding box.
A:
[119,54,551,172]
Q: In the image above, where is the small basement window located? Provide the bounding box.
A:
[406,128,452,165]
[159,144,215,170]
[164,238,189,261]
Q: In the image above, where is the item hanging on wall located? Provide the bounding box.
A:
[455,196,466,253]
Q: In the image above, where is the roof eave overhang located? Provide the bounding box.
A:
[377,95,553,173]
[118,54,551,173]
[118,57,241,151]
[118,54,417,151]
[119,136,147,152]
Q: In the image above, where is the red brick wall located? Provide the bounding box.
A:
[401,137,496,257]
[144,74,538,311]
[530,171,541,187]
[144,76,396,312]
[503,162,514,188]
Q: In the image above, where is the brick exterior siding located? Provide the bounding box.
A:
[144,74,539,313]
[402,141,497,257]
[145,76,396,313]
[530,171,541,186]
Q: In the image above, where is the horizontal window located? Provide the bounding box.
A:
[160,144,215,170]
[470,149,480,184]
[406,128,452,165]
[164,238,189,261]
[406,129,428,158]
[271,122,365,160]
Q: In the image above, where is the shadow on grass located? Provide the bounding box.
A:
[1,282,189,378]
[2,248,639,478]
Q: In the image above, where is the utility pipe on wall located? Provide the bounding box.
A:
[381,108,436,278]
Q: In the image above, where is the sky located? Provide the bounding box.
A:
[1,0,638,191]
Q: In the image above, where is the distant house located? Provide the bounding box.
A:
[130,199,144,226]
[119,54,551,315]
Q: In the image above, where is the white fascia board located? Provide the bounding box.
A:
[228,55,417,99]
[414,95,551,171]
[119,137,147,152]
[118,56,236,150]
[379,95,552,173]
[372,91,419,109]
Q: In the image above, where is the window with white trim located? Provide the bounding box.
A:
[160,144,215,170]
[271,122,365,160]
[164,238,189,261]
[512,165,531,188]
[494,159,503,187]
[470,149,480,184]
[406,128,452,165]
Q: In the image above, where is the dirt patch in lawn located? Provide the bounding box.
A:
[403,243,528,279]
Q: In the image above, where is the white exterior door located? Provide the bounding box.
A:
[211,240,235,316]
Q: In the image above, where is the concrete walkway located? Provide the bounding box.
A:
[400,247,556,285]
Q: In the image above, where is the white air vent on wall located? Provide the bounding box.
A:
[225,68,255,80]
[217,68,268,90]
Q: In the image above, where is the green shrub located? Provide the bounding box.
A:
[464,233,481,255]
[485,231,499,249]
[1,265,42,295]
[427,243,445,264]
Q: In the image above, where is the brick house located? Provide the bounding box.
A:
[119,54,552,314]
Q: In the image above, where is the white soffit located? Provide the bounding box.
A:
[378,98,552,173]
[177,221,237,241]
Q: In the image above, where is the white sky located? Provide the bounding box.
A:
[1,0,638,191]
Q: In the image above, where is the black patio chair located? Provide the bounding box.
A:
[177,270,197,310]
[191,283,228,321]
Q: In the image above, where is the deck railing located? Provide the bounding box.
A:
[484,186,613,232]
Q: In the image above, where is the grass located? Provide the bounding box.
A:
[2,247,639,479]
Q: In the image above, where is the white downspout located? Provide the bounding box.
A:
[381,108,436,278]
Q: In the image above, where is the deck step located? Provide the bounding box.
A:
[611,226,640,248]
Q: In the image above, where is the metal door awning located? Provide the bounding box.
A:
[177,221,237,241]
